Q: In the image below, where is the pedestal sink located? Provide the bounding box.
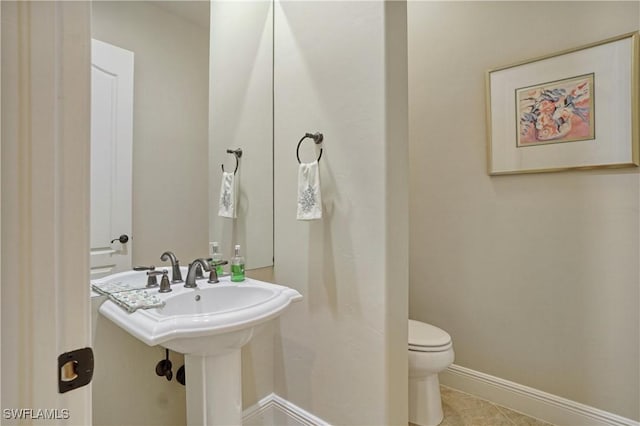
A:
[98,272,302,425]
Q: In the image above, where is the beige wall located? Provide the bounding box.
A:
[91,3,208,425]
[408,1,639,420]
[92,1,209,267]
[91,297,187,426]
[273,1,408,424]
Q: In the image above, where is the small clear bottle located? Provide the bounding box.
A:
[230,244,245,282]
[210,242,225,276]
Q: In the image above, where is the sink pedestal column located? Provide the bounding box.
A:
[185,349,242,426]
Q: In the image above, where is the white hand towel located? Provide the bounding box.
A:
[297,161,322,220]
[218,171,236,218]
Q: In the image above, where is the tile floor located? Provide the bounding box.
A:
[411,386,554,426]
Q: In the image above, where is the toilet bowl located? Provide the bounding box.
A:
[408,319,454,426]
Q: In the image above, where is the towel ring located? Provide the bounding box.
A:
[221,148,243,175]
[296,132,323,164]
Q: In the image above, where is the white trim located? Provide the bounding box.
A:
[441,364,639,426]
[243,393,331,426]
[242,394,275,425]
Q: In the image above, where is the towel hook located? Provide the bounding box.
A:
[221,148,243,175]
[296,132,323,164]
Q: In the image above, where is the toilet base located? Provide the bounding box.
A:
[409,373,443,426]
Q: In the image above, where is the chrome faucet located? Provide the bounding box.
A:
[184,258,211,288]
[160,251,183,283]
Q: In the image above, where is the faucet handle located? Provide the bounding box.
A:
[146,269,164,288]
[158,270,172,293]
[207,260,229,284]
[209,259,228,267]
[134,265,159,287]
[134,265,155,271]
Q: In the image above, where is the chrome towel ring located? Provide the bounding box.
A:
[221,148,243,174]
[296,132,323,164]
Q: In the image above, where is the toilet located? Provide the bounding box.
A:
[408,319,454,426]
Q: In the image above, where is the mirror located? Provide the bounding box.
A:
[91,0,273,274]
[90,2,274,425]
[209,0,274,270]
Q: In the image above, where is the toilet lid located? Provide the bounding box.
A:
[408,319,452,351]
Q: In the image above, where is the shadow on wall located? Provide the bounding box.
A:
[305,150,363,320]
[273,318,317,408]
[92,299,186,426]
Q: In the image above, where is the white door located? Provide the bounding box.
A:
[90,39,134,278]
[1,2,92,423]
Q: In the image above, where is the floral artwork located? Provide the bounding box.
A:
[516,74,594,147]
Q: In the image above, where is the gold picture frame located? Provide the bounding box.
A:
[486,32,639,175]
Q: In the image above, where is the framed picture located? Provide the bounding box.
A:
[486,32,639,175]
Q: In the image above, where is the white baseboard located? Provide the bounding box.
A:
[243,369,639,426]
[440,364,639,426]
[243,393,330,426]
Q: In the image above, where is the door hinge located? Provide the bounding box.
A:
[58,347,94,394]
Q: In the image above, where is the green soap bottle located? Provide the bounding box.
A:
[210,242,225,276]
[231,244,245,282]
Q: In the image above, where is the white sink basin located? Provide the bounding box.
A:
[157,285,276,317]
[99,275,302,355]
[97,270,302,425]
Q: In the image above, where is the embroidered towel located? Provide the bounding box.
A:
[109,289,165,313]
[91,280,147,296]
[218,171,236,218]
[297,160,322,220]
